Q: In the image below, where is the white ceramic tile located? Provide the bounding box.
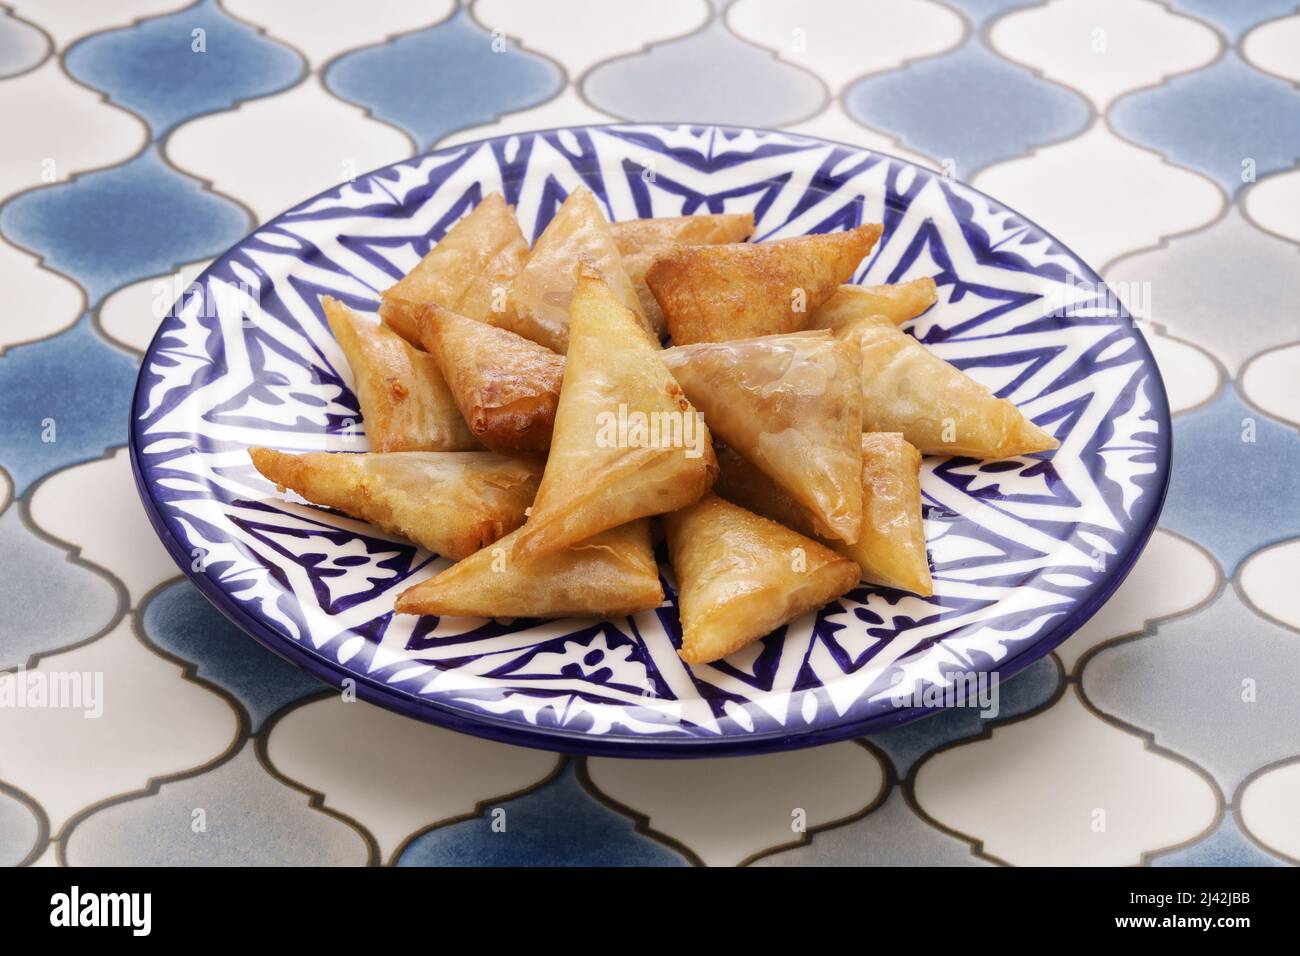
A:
[915,688,1218,865]
[265,694,558,862]
[1136,322,1221,414]
[1244,167,1300,246]
[1240,759,1300,861]
[728,0,964,92]
[1240,539,1300,631]
[0,236,83,356]
[166,78,413,224]
[474,0,711,81]
[974,119,1223,269]
[1242,12,1300,85]
[0,59,145,203]
[9,0,190,50]
[28,447,177,606]
[991,0,1219,110]
[0,619,237,834]
[437,86,611,148]
[586,742,885,866]
[224,0,451,70]
[1241,342,1300,429]
[98,258,211,354]
[1055,529,1219,672]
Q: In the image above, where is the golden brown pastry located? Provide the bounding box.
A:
[808,277,938,331]
[323,297,481,452]
[661,330,863,543]
[645,223,883,344]
[395,519,663,618]
[248,448,541,560]
[379,193,529,346]
[714,434,933,596]
[419,303,564,454]
[836,317,1058,459]
[501,187,647,352]
[611,212,755,337]
[664,494,859,664]
[511,271,717,563]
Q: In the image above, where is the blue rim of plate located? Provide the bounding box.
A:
[129,123,1172,758]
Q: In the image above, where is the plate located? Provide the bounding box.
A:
[130,124,1170,757]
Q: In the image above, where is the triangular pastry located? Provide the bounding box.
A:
[808,277,937,331]
[379,193,528,346]
[664,494,859,665]
[248,448,541,560]
[419,304,564,454]
[645,223,883,344]
[661,330,863,543]
[324,297,481,452]
[395,519,663,618]
[511,271,717,563]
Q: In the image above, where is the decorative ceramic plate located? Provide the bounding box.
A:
[130,123,1170,757]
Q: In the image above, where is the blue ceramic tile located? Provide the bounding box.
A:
[396,763,689,866]
[870,656,1060,778]
[1160,386,1300,575]
[63,744,370,866]
[1110,51,1300,198]
[64,0,302,137]
[1084,586,1300,796]
[326,8,561,150]
[142,580,326,732]
[0,317,139,496]
[843,36,1090,177]
[0,504,119,670]
[584,18,824,128]
[1170,0,1300,40]
[941,0,1041,28]
[753,789,989,866]
[0,785,42,867]
[0,145,248,306]
[0,8,48,78]
[1150,813,1290,867]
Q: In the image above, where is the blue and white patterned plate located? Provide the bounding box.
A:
[130,124,1170,757]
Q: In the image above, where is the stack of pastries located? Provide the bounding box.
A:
[249,189,1058,666]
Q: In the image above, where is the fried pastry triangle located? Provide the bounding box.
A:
[645,223,882,344]
[395,519,663,618]
[661,330,863,543]
[419,303,564,454]
[511,271,717,563]
[664,494,859,665]
[715,434,933,596]
[611,212,755,337]
[249,448,541,561]
[379,193,528,346]
[837,317,1058,459]
[808,276,938,331]
[324,297,481,452]
[502,186,647,353]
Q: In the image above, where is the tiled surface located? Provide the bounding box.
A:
[0,0,1296,867]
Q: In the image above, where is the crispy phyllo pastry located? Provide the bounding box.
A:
[714,435,933,596]
[808,277,938,331]
[836,317,1057,458]
[379,193,529,346]
[662,331,863,543]
[248,449,541,560]
[645,223,883,345]
[324,297,481,452]
[419,304,564,454]
[502,187,647,353]
[512,271,717,563]
[395,519,662,618]
[664,494,859,665]
[612,212,755,337]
